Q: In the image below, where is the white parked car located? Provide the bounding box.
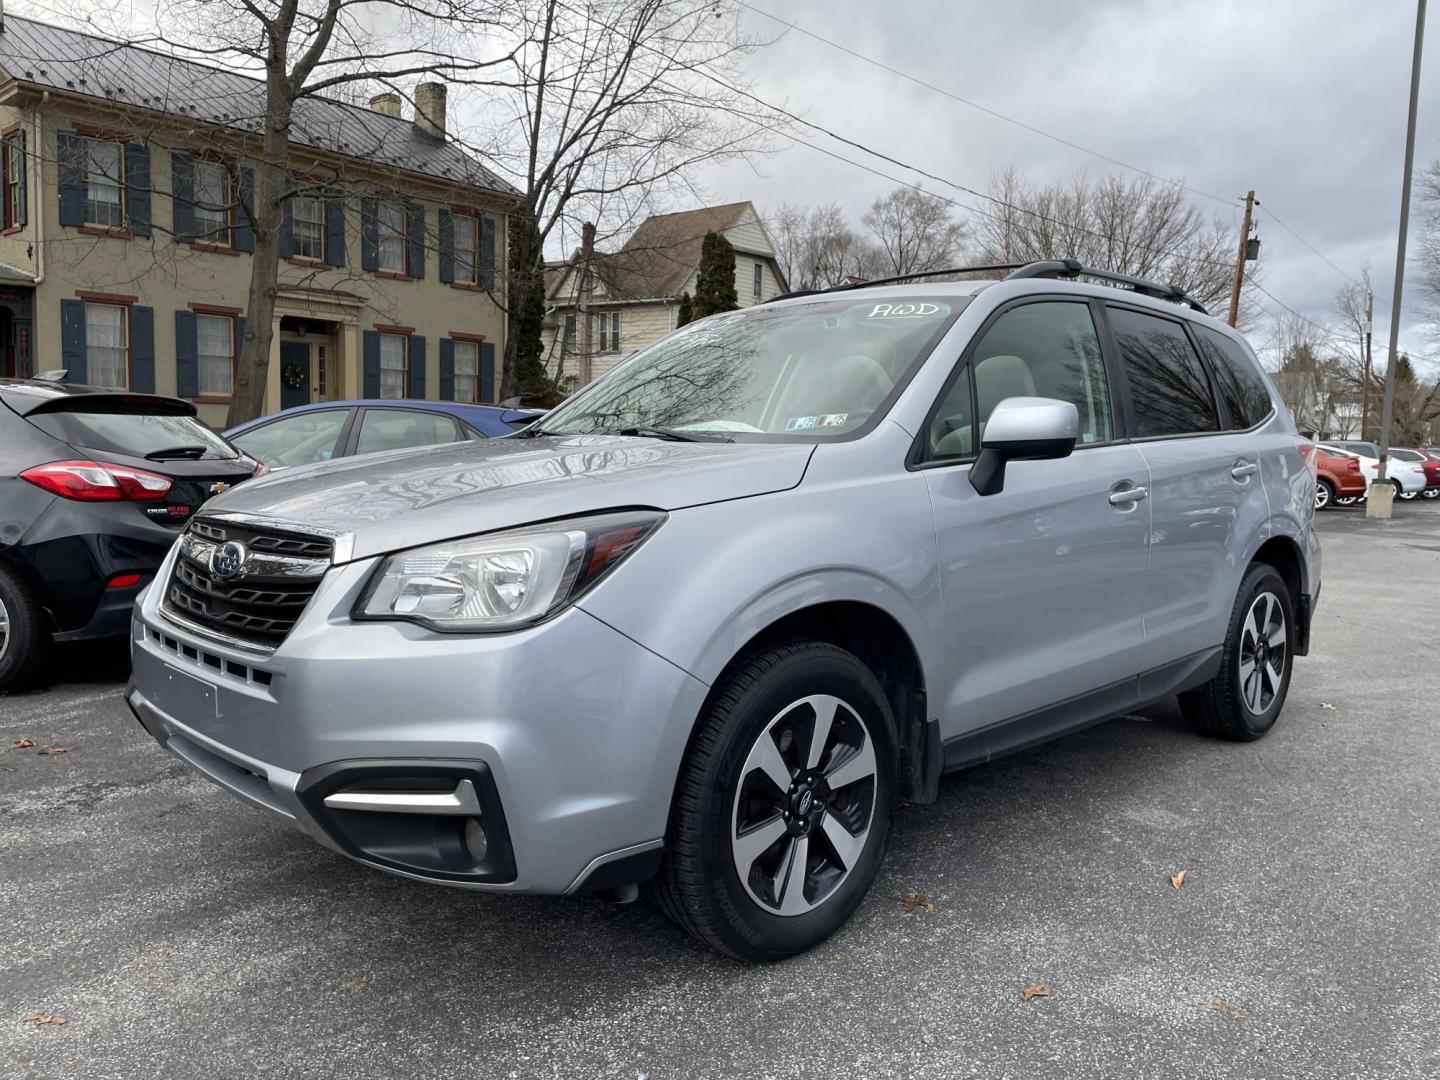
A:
[1316,443,1427,499]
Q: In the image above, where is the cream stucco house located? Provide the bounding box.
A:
[542,202,788,385]
[0,14,519,428]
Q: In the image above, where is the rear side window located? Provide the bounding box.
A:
[1194,327,1274,429]
[28,409,237,460]
[1390,448,1423,461]
[1108,307,1219,438]
[354,409,461,456]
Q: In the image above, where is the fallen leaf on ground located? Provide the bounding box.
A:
[1021,983,1050,1002]
[37,746,72,756]
[344,974,371,990]
[1319,702,1337,711]
[897,889,935,914]
[1199,1000,1244,1019]
[20,1014,68,1025]
[12,738,35,749]
[1170,869,1189,890]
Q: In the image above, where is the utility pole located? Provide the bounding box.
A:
[1369,0,1427,520]
[576,221,595,387]
[1227,190,1256,327]
[1360,286,1374,438]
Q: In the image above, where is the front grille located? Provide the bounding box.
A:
[164,518,332,649]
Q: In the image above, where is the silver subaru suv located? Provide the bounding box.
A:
[128,260,1320,961]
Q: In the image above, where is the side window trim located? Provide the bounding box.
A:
[909,294,1123,470]
[1101,300,1224,442]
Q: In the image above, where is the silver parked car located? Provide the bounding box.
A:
[127,261,1320,961]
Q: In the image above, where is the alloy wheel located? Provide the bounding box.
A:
[1314,482,1331,510]
[0,594,9,665]
[730,694,877,917]
[1238,591,1287,716]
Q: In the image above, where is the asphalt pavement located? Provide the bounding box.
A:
[2,502,1438,1079]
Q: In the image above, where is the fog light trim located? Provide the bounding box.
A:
[322,778,482,816]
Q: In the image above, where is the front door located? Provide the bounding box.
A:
[921,298,1152,746]
[280,341,311,410]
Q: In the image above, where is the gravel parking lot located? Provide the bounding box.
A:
[3,503,1438,1080]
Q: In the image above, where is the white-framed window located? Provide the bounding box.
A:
[752,261,763,297]
[453,339,478,402]
[4,134,23,228]
[294,195,324,260]
[605,311,620,352]
[83,137,123,228]
[563,312,577,354]
[454,212,479,284]
[85,302,128,389]
[193,159,231,243]
[379,332,407,398]
[316,344,328,398]
[378,200,405,272]
[197,313,234,396]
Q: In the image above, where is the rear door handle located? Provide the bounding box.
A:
[1231,461,1258,479]
[1109,485,1148,506]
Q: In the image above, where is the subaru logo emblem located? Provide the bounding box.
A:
[210,540,246,579]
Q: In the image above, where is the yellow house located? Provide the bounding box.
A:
[542,202,788,385]
[0,14,520,428]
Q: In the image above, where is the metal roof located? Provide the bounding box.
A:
[0,15,519,197]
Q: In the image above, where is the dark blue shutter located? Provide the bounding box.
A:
[325,191,345,266]
[360,198,378,271]
[278,196,295,258]
[60,299,86,383]
[362,330,380,397]
[480,215,496,291]
[57,132,85,227]
[406,202,425,279]
[125,141,150,236]
[234,316,246,393]
[408,335,426,399]
[438,337,455,400]
[480,341,495,404]
[437,208,454,283]
[170,152,195,241]
[14,129,26,227]
[174,310,198,397]
[234,167,254,252]
[130,306,155,393]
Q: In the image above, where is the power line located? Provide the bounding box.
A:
[1257,202,1363,286]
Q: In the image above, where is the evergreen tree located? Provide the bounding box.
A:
[676,292,694,327]
[691,232,739,319]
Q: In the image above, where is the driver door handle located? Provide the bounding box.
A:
[1108,485,1148,506]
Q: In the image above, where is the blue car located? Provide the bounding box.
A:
[223,399,543,470]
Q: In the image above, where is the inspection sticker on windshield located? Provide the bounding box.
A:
[785,414,848,431]
[866,302,944,319]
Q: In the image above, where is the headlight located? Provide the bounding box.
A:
[354,511,665,632]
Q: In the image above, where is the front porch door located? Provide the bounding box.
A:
[280,341,311,410]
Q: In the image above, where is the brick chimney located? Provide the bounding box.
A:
[369,92,401,118]
[414,82,447,140]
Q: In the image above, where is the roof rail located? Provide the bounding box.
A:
[1004,259,1209,314]
[765,262,1028,304]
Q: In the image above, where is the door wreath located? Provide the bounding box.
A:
[281,362,306,389]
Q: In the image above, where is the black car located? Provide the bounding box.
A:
[0,379,261,690]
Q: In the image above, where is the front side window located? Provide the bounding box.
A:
[1194,326,1274,430]
[542,295,964,440]
[197,313,235,396]
[379,333,407,398]
[193,160,231,243]
[231,410,350,468]
[378,200,405,272]
[1108,307,1219,438]
[453,340,478,402]
[454,213,479,283]
[84,137,123,228]
[85,302,127,388]
[293,195,325,260]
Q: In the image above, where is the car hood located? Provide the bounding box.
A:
[202,434,815,561]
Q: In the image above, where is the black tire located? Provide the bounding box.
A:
[652,642,897,961]
[1315,478,1335,510]
[0,563,52,693]
[1179,564,1294,742]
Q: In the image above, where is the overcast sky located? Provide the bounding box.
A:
[697,0,1440,372]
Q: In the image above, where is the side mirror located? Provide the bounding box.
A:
[969,396,1080,496]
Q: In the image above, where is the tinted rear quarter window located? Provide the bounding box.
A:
[1108,307,1220,438]
[1194,327,1275,429]
[28,410,237,460]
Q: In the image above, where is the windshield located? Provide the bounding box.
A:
[541,296,965,440]
[29,409,239,460]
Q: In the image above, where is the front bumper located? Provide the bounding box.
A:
[128,545,708,894]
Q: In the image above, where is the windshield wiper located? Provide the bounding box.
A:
[144,445,208,460]
[617,426,733,443]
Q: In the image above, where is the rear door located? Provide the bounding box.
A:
[1104,305,1270,671]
